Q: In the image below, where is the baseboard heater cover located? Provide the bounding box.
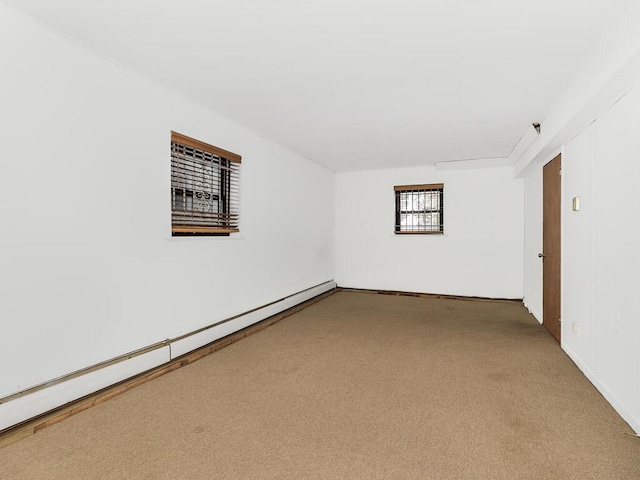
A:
[0,280,336,432]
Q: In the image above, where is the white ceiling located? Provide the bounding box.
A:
[4,0,622,172]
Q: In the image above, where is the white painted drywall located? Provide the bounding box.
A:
[0,4,334,405]
[335,165,524,299]
[522,166,543,322]
[514,0,640,176]
[519,0,640,434]
[561,87,640,434]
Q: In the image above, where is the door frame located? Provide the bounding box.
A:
[542,153,562,343]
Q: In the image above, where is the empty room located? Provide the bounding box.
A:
[1,0,639,478]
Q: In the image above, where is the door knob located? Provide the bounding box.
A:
[538,253,545,258]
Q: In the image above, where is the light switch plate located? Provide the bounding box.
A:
[572,196,580,211]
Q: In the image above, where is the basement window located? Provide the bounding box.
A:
[394,184,444,234]
[171,131,241,236]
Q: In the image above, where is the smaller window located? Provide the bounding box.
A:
[171,131,241,236]
[394,183,444,234]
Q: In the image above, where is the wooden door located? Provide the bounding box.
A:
[542,154,562,343]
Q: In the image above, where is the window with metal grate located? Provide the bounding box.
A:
[170,131,241,236]
[394,183,444,234]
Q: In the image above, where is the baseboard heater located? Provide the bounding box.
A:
[0,280,336,432]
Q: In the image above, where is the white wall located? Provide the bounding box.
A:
[335,165,524,298]
[0,3,334,412]
[522,165,543,322]
[561,86,640,433]
[514,1,640,175]
[519,0,640,434]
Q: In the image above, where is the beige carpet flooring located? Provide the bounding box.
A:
[1,291,639,479]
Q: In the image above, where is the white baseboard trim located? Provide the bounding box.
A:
[0,280,336,432]
[563,344,639,435]
[523,299,542,324]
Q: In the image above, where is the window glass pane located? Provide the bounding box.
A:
[426,191,439,210]
[400,192,409,210]
[399,191,440,212]
[400,213,440,231]
[429,212,440,230]
[412,192,422,210]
